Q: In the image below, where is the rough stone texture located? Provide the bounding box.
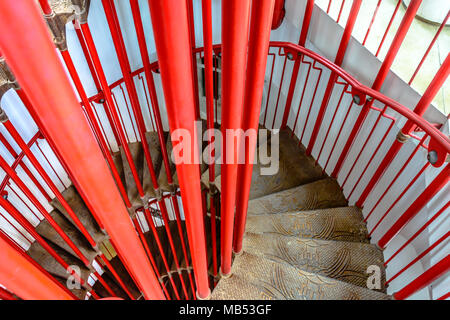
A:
[246,206,368,243]
[157,133,176,192]
[51,186,107,244]
[35,210,98,263]
[247,178,347,215]
[120,142,144,208]
[142,132,163,198]
[243,233,385,291]
[212,130,325,198]
[211,253,390,300]
[27,241,91,282]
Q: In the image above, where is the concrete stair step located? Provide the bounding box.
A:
[112,150,126,200]
[142,131,163,198]
[247,178,347,215]
[51,185,107,244]
[119,141,144,208]
[26,241,91,283]
[35,210,98,263]
[209,129,325,198]
[211,252,390,300]
[245,206,368,243]
[157,134,176,192]
[242,233,385,291]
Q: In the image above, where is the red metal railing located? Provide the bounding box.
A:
[261,41,449,300]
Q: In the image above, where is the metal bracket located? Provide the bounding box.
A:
[351,87,367,106]
[428,138,448,167]
[396,130,411,144]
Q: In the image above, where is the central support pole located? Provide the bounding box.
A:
[220,0,251,276]
[0,232,74,300]
[0,0,164,300]
[147,0,210,299]
[234,0,276,254]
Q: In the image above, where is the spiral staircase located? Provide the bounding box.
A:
[24,128,389,300]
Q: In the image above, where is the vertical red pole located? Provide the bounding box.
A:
[0,233,74,300]
[306,0,361,155]
[60,50,132,208]
[0,0,164,300]
[378,165,449,249]
[186,0,201,120]
[409,11,449,85]
[38,0,52,15]
[272,0,286,29]
[220,0,251,277]
[233,0,276,254]
[0,286,17,300]
[356,53,450,207]
[201,0,218,278]
[332,0,422,178]
[394,255,450,300]
[281,0,314,129]
[147,0,210,299]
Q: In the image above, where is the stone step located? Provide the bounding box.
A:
[51,185,107,244]
[247,178,347,215]
[27,241,91,283]
[157,134,176,192]
[35,210,98,263]
[112,150,126,200]
[209,130,325,198]
[119,141,144,208]
[142,131,163,198]
[245,206,368,243]
[211,253,389,300]
[242,233,384,291]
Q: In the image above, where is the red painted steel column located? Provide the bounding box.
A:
[378,164,449,249]
[281,0,314,129]
[306,0,361,155]
[0,0,164,300]
[394,255,450,300]
[0,233,74,300]
[331,0,422,178]
[233,0,276,254]
[220,0,251,276]
[272,0,286,29]
[0,287,16,300]
[147,0,210,299]
[356,53,450,207]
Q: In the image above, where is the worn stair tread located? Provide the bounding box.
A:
[157,134,176,191]
[211,253,389,300]
[27,241,91,282]
[120,141,144,208]
[106,256,141,299]
[51,185,106,244]
[246,130,325,199]
[247,178,347,215]
[142,131,163,198]
[242,233,384,290]
[35,210,98,263]
[245,206,368,243]
[211,130,325,198]
[112,151,126,197]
